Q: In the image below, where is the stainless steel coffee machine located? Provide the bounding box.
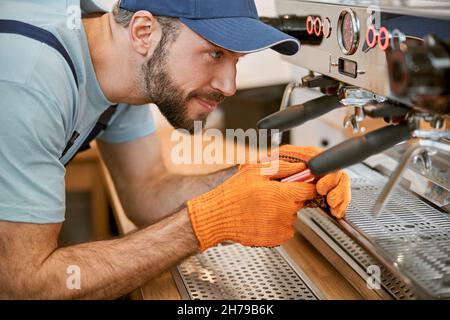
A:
[258,0,450,299]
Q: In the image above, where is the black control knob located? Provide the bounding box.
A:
[260,15,323,45]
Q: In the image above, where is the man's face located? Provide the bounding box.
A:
[140,23,243,133]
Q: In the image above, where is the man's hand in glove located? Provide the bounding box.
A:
[276,145,351,219]
[187,160,317,251]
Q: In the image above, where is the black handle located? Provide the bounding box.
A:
[363,102,409,118]
[257,95,342,132]
[308,124,412,176]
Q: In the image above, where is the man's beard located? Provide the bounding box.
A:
[140,38,225,134]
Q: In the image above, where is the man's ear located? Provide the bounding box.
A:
[129,10,161,57]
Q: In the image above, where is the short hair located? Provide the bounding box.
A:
[112,1,181,44]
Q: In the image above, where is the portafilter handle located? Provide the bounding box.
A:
[308,124,412,176]
[257,95,343,133]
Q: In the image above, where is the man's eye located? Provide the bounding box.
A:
[210,51,224,59]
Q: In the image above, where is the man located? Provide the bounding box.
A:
[0,0,351,299]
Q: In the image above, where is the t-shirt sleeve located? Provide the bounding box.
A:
[98,104,156,143]
[0,82,66,224]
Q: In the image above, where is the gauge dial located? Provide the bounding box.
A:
[338,9,360,55]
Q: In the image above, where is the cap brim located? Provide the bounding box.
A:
[180,17,300,56]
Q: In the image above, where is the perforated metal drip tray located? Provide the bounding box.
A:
[173,244,323,300]
[300,163,450,299]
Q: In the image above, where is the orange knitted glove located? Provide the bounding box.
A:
[277,145,352,219]
[187,160,317,251]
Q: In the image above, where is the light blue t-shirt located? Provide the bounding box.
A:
[0,0,156,223]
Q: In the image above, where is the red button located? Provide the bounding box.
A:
[378,26,390,51]
[314,17,322,36]
[306,16,314,35]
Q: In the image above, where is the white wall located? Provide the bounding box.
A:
[236,0,300,89]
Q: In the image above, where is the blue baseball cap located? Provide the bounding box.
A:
[119,0,300,55]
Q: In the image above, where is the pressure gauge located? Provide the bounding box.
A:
[337,9,360,55]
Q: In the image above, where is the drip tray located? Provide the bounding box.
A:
[173,244,323,300]
[298,163,450,299]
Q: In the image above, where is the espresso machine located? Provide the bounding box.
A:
[255,0,450,299]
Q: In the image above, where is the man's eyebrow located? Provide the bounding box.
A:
[201,41,246,58]
[201,41,223,51]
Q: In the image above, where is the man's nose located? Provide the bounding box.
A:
[210,64,237,97]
